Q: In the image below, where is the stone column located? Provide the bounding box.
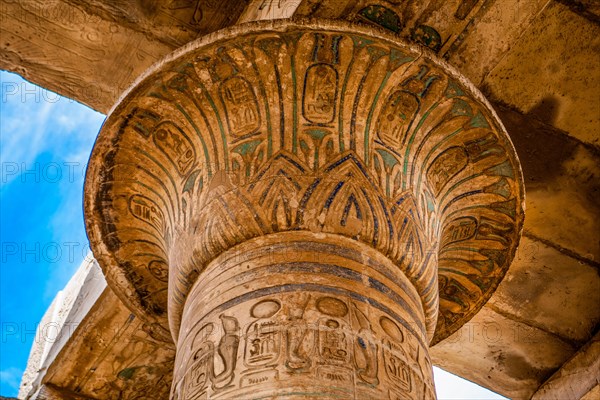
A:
[84,20,524,400]
[172,232,435,399]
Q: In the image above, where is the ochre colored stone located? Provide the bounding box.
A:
[174,233,435,399]
[82,19,524,399]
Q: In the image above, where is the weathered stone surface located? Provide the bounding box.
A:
[19,257,105,398]
[445,0,550,85]
[555,0,600,23]
[238,0,302,23]
[488,236,600,345]
[495,104,600,262]
[37,289,174,399]
[34,384,93,400]
[430,232,600,398]
[581,384,600,400]
[84,18,523,341]
[296,0,483,55]
[295,0,600,148]
[174,233,436,399]
[531,332,600,400]
[430,306,576,399]
[482,0,600,147]
[0,0,247,113]
[18,259,175,400]
[83,19,523,399]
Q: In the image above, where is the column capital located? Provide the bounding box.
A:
[84,19,524,348]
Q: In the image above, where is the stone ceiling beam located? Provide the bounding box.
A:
[30,285,175,399]
[431,233,599,398]
[479,1,600,148]
[33,383,95,400]
[531,331,600,400]
[0,0,247,113]
[237,0,302,23]
[430,102,600,398]
[493,104,600,265]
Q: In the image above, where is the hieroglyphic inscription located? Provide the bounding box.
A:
[427,146,468,195]
[173,315,240,399]
[302,33,342,125]
[221,77,261,138]
[174,289,437,398]
[153,121,196,176]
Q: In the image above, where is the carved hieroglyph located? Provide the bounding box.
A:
[170,233,437,399]
[84,19,524,399]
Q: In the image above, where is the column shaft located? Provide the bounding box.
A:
[172,232,435,399]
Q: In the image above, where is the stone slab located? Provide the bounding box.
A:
[489,236,600,345]
[0,0,246,113]
[532,332,600,399]
[431,305,576,399]
[495,104,600,262]
[483,1,600,147]
[446,0,550,85]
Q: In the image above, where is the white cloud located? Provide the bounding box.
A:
[1,71,105,300]
[0,366,23,394]
[1,71,105,187]
[1,96,53,184]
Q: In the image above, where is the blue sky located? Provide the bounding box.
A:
[0,70,104,396]
[0,70,506,399]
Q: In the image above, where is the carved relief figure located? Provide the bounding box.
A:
[377,66,439,148]
[316,297,351,366]
[285,295,314,371]
[442,217,478,247]
[379,316,413,393]
[302,33,342,125]
[352,304,379,386]
[180,323,214,398]
[176,315,240,398]
[213,315,240,389]
[384,342,412,393]
[319,318,349,363]
[84,22,524,400]
[129,195,165,233]
[426,146,468,196]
